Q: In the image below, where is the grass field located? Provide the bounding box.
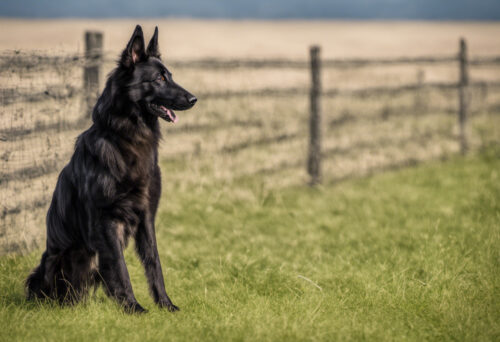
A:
[0,148,498,341]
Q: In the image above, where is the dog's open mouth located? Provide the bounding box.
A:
[150,103,177,123]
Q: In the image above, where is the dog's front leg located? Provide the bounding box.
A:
[135,213,179,312]
[93,219,146,313]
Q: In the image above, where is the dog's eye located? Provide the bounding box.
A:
[157,75,165,82]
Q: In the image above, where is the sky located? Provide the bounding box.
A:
[0,0,499,20]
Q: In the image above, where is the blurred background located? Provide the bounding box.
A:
[1,1,500,253]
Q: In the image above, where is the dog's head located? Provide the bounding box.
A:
[119,25,197,123]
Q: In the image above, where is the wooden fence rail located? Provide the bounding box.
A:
[3,81,500,107]
[2,51,499,73]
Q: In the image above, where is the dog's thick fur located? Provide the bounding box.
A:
[25,25,196,313]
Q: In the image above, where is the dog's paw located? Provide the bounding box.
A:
[158,300,180,312]
[124,302,148,314]
[166,303,180,312]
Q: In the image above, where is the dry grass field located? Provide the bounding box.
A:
[1,19,500,58]
[1,20,500,253]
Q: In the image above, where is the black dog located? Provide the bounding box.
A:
[25,25,196,313]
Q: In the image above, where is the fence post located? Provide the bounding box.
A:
[458,38,468,154]
[84,31,103,118]
[413,69,425,113]
[307,46,322,185]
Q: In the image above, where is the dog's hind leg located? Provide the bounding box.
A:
[92,220,146,313]
[26,250,65,301]
[26,251,49,300]
[60,248,97,304]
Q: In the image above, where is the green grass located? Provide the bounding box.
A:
[1,149,499,341]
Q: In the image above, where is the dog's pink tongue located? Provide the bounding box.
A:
[160,106,177,123]
[170,110,178,123]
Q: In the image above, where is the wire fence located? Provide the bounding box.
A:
[1,34,500,253]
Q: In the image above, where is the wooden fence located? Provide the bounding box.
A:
[63,32,498,184]
[2,33,500,186]
[307,38,474,184]
[2,31,500,252]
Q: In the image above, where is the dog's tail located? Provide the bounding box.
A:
[25,251,49,300]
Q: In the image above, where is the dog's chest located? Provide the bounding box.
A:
[123,144,156,182]
[122,152,155,205]
[113,175,151,245]
[114,145,156,227]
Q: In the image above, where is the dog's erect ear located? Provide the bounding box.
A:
[146,26,161,59]
[120,25,146,68]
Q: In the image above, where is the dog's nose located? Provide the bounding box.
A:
[188,96,197,105]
